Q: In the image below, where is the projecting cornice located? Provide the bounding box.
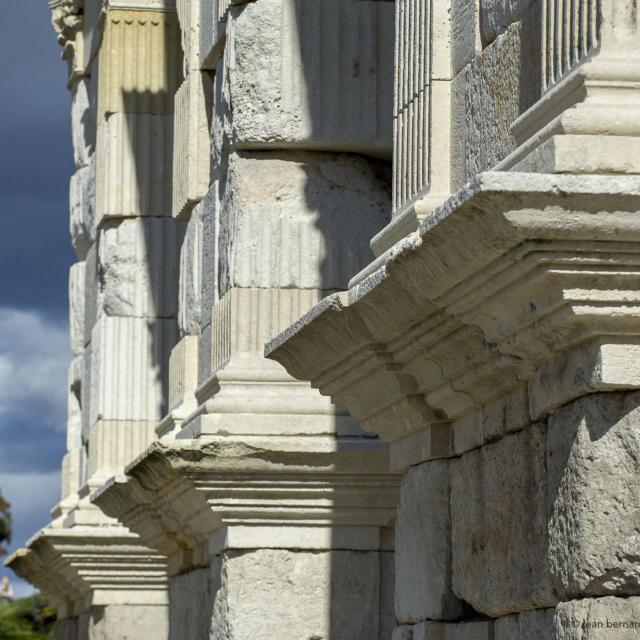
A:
[267,172,640,469]
[92,437,400,575]
[5,526,168,618]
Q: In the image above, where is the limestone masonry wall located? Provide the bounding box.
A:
[6,0,640,638]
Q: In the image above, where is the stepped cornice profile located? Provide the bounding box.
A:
[268,172,640,470]
[92,437,400,575]
[6,527,168,618]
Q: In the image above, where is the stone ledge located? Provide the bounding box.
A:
[5,526,168,618]
[267,172,640,468]
[91,437,400,575]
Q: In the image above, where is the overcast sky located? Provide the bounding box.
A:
[0,1,75,597]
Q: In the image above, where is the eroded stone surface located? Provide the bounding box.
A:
[71,77,97,170]
[494,608,555,639]
[215,0,393,156]
[391,626,413,640]
[480,0,538,44]
[451,422,557,616]
[69,156,96,260]
[547,392,640,598]
[179,203,202,336]
[97,217,184,319]
[395,459,462,623]
[413,619,494,640]
[555,597,640,640]
[452,22,523,189]
[212,549,381,640]
[80,604,168,640]
[169,568,215,640]
[218,151,391,294]
[69,261,86,356]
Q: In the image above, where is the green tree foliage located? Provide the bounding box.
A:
[0,490,10,556]
[0,596,57,639]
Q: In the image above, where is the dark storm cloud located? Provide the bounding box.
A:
[0,1,75,320]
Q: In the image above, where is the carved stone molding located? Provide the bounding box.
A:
[92,438,400,575]
[267,172,640,470]
[50,0,86,87]
[5,527,168,618]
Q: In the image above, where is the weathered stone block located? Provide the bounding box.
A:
[218,151,391,293]
[176,0,202,71]
[81,604,168,640]
[451,18,540,189]
[450,0,481,76]
[172,73,211,220]
[199,188,217,330]
[391,626,413,640]
[395,459,462,623]
[199,0,226,69]
[169,567,215,640]
[69,262,86,356]
[380,550,396,640]
[547,392,640,598]
[413,620,494,640]
[97,217,184,319]
[71,77,97,169]
[480,0,538,44]
[69,156,96,260]
[67,356,83,451]
[198,321,212,387]
[482,384,529,442]
[61,448,83,501]
[209,287,324,371]
[212,549,382,640]
[451,410,483,455]
[89,315,178,426]
[95,113,174,223]
[82,342,92,443]
[168,334,198,413]
[179,202,202,336]
[555,596,640,640]
[451,422,557,616]
[215,0,393,156]
[494,608,555,639]
[84,242,98,347]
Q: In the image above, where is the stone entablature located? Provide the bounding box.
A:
[6,528,168,617]
[267,172,640,468]
[92,439,399,574]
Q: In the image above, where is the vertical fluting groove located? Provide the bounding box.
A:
[211,289,324,369]
[553,0,560,83]
[97,11,181,121]
[543,0,599,90]
[393,0,431,212]
[581,0,589,58]
[542,0,549,86]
